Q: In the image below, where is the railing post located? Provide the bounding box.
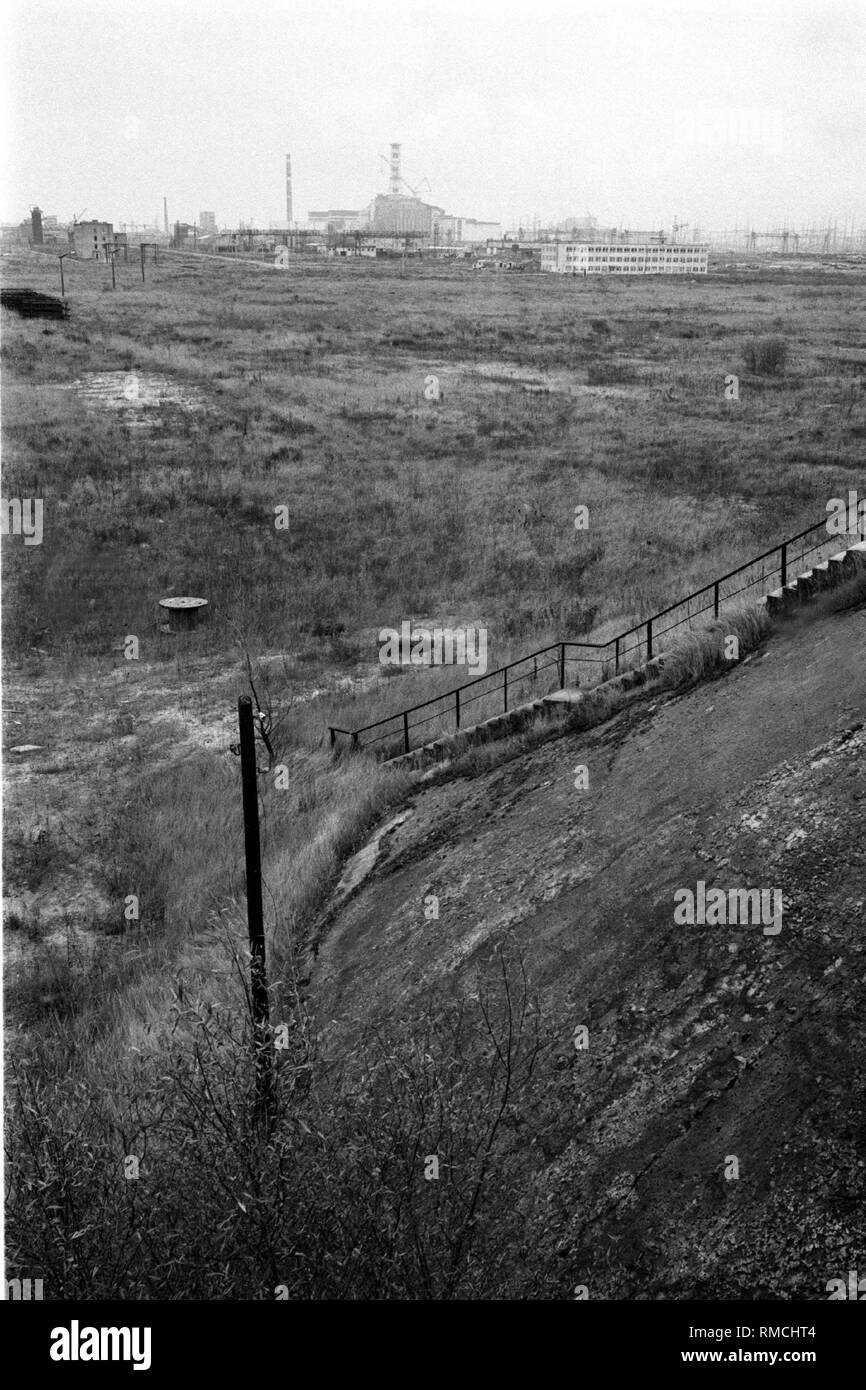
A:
[646,618,653,661]
[713,581,720,618]
[781,542,787,587]
[403,710,410,754]
[615,637,620,674]
[559,643,566,688]
[504,666,508,713]
[455,687,460,729]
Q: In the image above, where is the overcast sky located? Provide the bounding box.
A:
[2,0,864,232]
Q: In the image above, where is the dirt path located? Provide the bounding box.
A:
[312,601,866,1297]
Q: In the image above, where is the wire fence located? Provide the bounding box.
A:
[329,512,865,759]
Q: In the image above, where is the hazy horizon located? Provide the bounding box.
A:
[2,0,864,233]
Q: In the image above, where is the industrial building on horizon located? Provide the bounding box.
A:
[9,145,864,262]
[67,218,116,259]
[306,142,501,245]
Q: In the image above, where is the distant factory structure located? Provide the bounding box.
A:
[541,241,708,275]
[370,190,440,236]
[306,209,369,235]
[432,214,502,246]
[199,211,217,235]
[305,142,501,245]
[172,221,197,248]
[67,219,115,259]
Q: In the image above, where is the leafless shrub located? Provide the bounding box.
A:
[743,335,788,375]
[6,945,554,1299]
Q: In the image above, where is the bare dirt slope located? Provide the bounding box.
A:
[311,602,866,1298]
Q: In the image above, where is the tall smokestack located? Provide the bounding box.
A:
[163,197,168,235]
[389,142,401,195]
[285,153,293,227]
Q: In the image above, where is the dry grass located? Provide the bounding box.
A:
[3,249,863,691]
[3,246,865,1299]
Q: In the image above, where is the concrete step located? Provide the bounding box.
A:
[796,568,819,598]
[766,540,863,616]
[811,560,831,589]
[542,689,584,708]
[828,550,855,580]
[766,582,799,615]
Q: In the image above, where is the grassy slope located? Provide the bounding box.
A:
[309,595,866,1299]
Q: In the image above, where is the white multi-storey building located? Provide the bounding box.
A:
[541,242,708,275]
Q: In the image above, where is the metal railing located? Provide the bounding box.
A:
[328,511,864,759]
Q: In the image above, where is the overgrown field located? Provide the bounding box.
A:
[3,247,865,1298]
[4,250,864,678]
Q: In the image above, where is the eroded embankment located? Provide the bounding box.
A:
[310,601,866,1298]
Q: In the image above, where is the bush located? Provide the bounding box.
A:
[586,361,639,386]
[5,946,561,1300]
[743,336,788,376]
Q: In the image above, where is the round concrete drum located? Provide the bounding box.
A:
[158,596,209,632]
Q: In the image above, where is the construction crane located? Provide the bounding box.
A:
[377,153,430,199]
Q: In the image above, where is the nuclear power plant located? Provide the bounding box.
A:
[18,135,863,264]
[305,142,501,245]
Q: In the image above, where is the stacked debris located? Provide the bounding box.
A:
[1,288,68,320]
